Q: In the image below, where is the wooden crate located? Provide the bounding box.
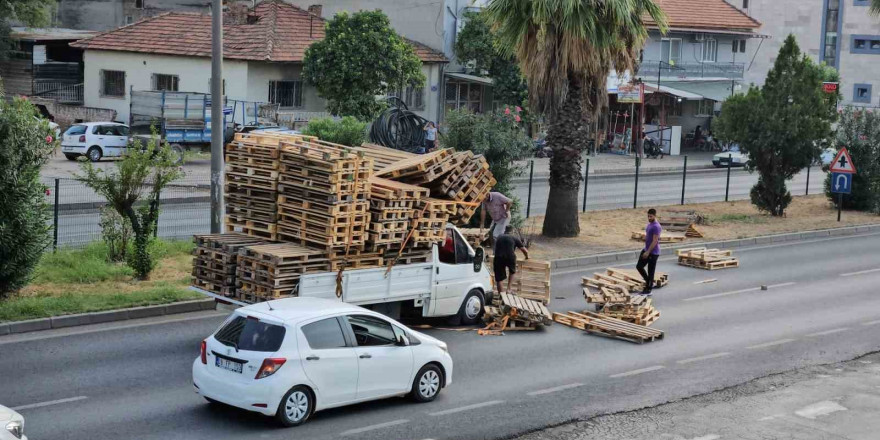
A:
[676,247,739,270]
[191,233,266,297]
[235,243,329,300]
[489,257,551,304]
[553,311,664,344]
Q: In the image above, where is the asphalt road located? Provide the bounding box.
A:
[53,166,826,248]
[3,232,880,439]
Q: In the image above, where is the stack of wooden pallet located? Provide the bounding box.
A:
[412,198,457,243]
[376,149,453,182]
[236,243,329,302]
[457,228,488,247]
[677,247,739,270]
[480,292,553,335]
[434,153,495,223]
[489,258,552,304]
[663,210,704,238]
[352,143,417,172]
[553,311,664,344]
[276,139,373,250]
[224,132,296,240]
[367,177,428,250]
[191,233,265,297]
[581,268,665,326]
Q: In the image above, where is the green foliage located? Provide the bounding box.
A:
[303,10,425,121]
[77,137,184,280]
[0,98,55,297]
[824,107,880,212]
[33,242,133,284]
[302,116,367,146]
[0,0,56,61]
[872,0,880,15]
[99,206,133,262]
[715,35,834,216]
[441,107,532,199]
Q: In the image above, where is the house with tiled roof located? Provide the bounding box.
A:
[69,1,448,125]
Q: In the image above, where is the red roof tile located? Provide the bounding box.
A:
[644,0,761,31]
[70,1,447,63]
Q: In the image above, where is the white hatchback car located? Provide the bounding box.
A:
[193,298,453,427]
[60,122,131,162]
[0,404,26,440]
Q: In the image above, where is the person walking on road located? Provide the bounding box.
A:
[493,226,529,294]
[480,191,512,244]
[637,208,661,295]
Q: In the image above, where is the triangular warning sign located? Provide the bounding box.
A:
[829,148,856,174]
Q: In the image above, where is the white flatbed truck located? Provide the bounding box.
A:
[191,225,494,324]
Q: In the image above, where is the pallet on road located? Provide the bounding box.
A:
[631,231,686,243]
[552,311,664,344]
[676,247,739,270]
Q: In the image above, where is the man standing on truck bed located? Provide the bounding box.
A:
[637,208,661,295]
[480,191,512,245]
[494,226,529,294]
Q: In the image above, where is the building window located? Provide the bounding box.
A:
[851,35,880,54]
[694,99,715,116]
[701,39,718,62]
[152,74,179,91]
[853,84,872,103]
[445,82,482,113]
[854,0,870,6]
[268,80,303,108]
[660,38,682,65]
[388,85,425,110]
[821,0,841,66]
[125,16,133,24]
[135,0,144,9]
[743,0,749,7]
[733,40,747,53]
[100,70,125,97]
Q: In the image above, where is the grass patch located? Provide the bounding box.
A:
[712,213,768,224]
[1,239,198,322]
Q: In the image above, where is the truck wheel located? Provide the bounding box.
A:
[454,289,484,326]
[87,146,102,162]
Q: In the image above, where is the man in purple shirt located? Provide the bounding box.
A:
[637,208,661,295]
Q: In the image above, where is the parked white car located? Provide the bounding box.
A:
[0,404,26,440]
[713,151,748,167]
[193,298,453,427]
[60,122,131,162]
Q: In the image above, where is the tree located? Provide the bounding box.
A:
[303,10,425,121]
[302,116,367,146]
[0,98,55,297]
[485,0,666,237]
[455,11,527,109]
[77,138,184,280]
[824,107,880,212]
[1,0,56,60]
[872,0,880,15]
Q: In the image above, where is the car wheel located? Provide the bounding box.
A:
[456,289,484,326]
[87,146,102,162]
[63,153,78,161]
[410,364,443,403]
[276,386,313,427]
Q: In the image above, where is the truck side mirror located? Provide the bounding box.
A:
[473,247,484,273]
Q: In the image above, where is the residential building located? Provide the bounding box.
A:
[726,0,880,107]
[68,1,448,126]
[57,0,209,31]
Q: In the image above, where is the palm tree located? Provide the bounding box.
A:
[485,0,666,237]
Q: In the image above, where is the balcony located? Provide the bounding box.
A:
[33,82,84,104]
[637,60,745,80]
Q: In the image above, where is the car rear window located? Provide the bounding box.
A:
[65,125,87,135]
[302,318,347,349]
[214,315,286,352]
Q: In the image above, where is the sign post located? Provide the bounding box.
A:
[829,147,856,222]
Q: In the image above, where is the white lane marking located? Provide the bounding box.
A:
[429,400,504,417]
[862,319,880,326]
[841,268,880,277]
[340,419,409,436]
[527,383,584,396]
[694,278,718,285]
[0,312,227,345]
[794,401,848,419]
[684,282,795,302]
[676,352,732,365]
[609,365,665,378]
[691,435,721,440]
[767,282,797,289]
[12,396,88,411]
[747,338,796,349]
[806,328,850,337]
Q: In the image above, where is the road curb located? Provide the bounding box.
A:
[550,223,880,271]
[0,299,217,336]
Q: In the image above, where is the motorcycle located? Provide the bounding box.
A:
[643,135,664,159]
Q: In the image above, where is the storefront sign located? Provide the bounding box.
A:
[618,83,644,103]
[822,82,839,94]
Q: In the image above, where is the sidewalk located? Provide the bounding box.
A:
[515,351,880,440]
[515,151,718,180]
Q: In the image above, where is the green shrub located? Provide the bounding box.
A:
[99,206,133,262]
[303,117,367,146]
[824,107,880,213]
[0,98,56,297]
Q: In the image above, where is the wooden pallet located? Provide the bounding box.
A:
[225,194,276,213]
[631,231,687,243]
[457,228,488,246]
[497,292,553,325]
[376,149,453,179]
[225,172,278,191]
[415,198,458,217]
[278,184,368,204]
[552,311,664,344]
[679,257,740,270]
[351,143,418,171]
[225,205,277,223]
[489,258,551,304]
[276,223,367,248]
[675,247,739,270]
[368,220,409,233]
[369,176,430,200]
[238,243,327,266]
[225,184,276,202]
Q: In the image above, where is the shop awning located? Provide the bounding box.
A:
[642,82,704,100]
[661,81,736,102]
[445,72,494,85]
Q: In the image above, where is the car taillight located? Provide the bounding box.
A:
[78,135,86,142]
[200,340,207,364]
[255,358,286,379]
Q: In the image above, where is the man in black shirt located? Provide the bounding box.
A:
[493,226,529,294]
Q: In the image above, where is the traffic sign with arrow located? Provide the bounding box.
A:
[829,147,856,174]
[831,172,852,194]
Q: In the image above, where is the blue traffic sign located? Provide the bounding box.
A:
[831,172,852,194]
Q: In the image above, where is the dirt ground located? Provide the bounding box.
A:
[522,195,880,261]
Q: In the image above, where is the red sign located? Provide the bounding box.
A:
[829,147,856,174]
[823,82,840,94]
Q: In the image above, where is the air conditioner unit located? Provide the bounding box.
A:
[693,33,706,42]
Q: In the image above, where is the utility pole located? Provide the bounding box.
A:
[210,0,224,233]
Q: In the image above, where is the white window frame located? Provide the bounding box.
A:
[701,39,718,62]
[660,38,682,65]
[151,73,179,92]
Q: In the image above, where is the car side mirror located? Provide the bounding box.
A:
[473,247,484,273]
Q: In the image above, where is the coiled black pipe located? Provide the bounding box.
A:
[369,97,429,152]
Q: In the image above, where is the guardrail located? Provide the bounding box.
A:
[33,82,84,104]
[638,61,745,80]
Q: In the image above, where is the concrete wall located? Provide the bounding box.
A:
[31,98,118,130]
[245,62,326,112]
[58,0,209,30]
[642,31,748,67]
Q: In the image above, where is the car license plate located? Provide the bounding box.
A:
[215,357,243,374]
